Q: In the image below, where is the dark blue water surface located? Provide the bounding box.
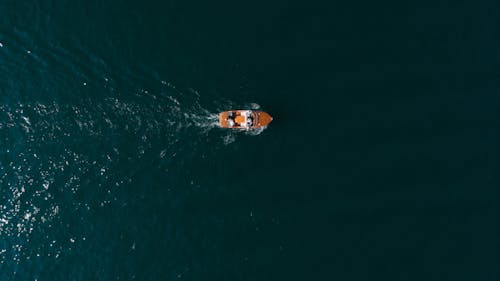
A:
[1,1,500,280]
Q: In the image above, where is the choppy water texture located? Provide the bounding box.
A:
[0,95,260,279]
[1,2,282,280]
[2,1,500,281]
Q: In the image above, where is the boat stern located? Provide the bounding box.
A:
[219,111,229,128]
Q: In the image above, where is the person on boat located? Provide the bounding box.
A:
[227,111,237,127]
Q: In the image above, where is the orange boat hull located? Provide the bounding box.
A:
[219,110,273,129]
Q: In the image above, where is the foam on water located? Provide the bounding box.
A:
[0,89,270,267]
[0,90,235,267]
[0,31,271,273]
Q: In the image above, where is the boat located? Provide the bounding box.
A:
[219,110,273,129]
